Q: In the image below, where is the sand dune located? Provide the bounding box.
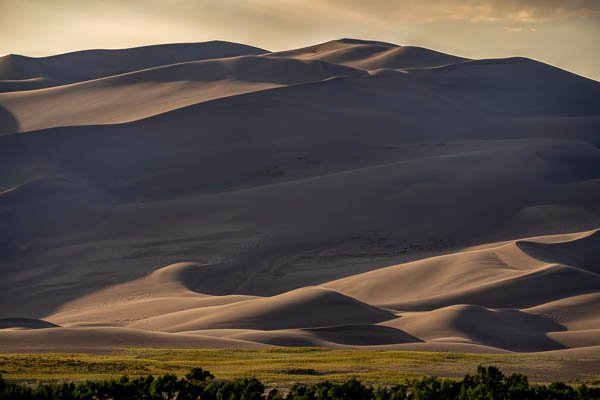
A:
[0,39,599,353]
[2,134,599,316]
[333,45,467,70]
[0,78,56,93]
[0,41,267,91]
[35,229,599,353]
[48,263,257,325]
[0,56,363,133]
[269,39,466,70]
[526,292,600,330]
[410,57,600,117]
[324,230,600,310]
[0,327,267,353]
[129,287,394,332]
[546,329,600,349]
[268,38,396,60]
[517,231,600,273]
[382,305,566,352]
[212,325,421,347]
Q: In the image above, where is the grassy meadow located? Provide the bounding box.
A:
[1,348,599,387]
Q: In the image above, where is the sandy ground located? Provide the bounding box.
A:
[0,39,599,354]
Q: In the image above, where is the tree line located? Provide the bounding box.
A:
[1,365,598,399]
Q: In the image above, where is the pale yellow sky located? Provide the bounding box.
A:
[1,0,599,80]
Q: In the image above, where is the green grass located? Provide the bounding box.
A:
[1,348,599,387]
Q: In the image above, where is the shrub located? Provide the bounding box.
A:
[1,365,599,400]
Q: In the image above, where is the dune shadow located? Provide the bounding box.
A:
[0,317,59,329]
[516,230,600,274]
[0,104,19,134]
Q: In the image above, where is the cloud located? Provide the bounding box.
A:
[316,0,600,23]
[503,26,537,32]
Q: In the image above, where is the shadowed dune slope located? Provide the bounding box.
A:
[517,231,600,274]
[324,230,600,310]
[0,41,268,91]
[0,104,18,134]
[0,56,364,133]
[1,133,600,316]
[382,305,566,352]
[409,57,600,117]
[30,230,597,353]
[0,318,59,330]
[216,325,422,347]
[47,263,258,325]
[0,229,596,353]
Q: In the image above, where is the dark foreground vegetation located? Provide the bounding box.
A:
[1,365,598,399]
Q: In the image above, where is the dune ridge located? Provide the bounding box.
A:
[0,41,267,90]
[0,55,364,133]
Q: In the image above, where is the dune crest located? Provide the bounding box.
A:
[128,286,395,332]
[0,41,267,90]
[0,55,364,133]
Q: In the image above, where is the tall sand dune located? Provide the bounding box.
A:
[0,56,363,133]
[0,39,598,353]
[0,41,268,91]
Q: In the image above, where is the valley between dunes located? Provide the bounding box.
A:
[0,39,599,355]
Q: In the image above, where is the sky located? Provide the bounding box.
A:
[1,0,599,80]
